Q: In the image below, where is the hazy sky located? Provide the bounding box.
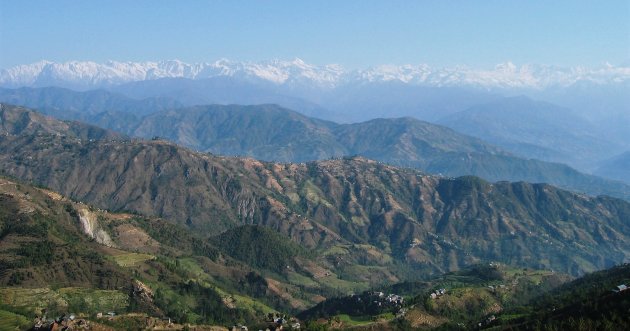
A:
[1,0,629,69]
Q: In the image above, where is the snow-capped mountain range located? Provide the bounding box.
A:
[1,58,629,90]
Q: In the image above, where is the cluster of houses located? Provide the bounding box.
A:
[429,288,447,299]
[384,293,404,305]
[235,323,301,331]
[95,311,117,318]
[347,291,406,317]
[487,284,507,293]
[477,314,497,327]
[33,314,90,330]
[358,291,404,307]
[258,313,301,330]
[363,291,404,303]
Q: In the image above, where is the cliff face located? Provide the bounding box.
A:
[1,104,630,276]
[77,208,115,247]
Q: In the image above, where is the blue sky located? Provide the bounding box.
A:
[1,0,628,69]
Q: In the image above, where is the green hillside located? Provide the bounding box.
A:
[212,225,309,273]
[486,264,630,330]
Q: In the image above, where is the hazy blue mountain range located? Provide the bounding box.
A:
[307,82,502,122]
[2,60,629,124]
[0,86,181,116]
[595,151,630,184]
[437,96,627,171]
[110,77,333,120]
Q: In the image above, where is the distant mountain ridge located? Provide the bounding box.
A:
[2,59,629,90]
[438,96,627,171]
[1,97,629,200]
[595,151,630,184]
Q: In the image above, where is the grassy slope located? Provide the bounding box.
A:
[486,264,630,330]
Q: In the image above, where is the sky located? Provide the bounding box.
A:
[1,0,629,69]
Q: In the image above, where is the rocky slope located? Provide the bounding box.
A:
[120,105,630,201]
[1,104,630,277]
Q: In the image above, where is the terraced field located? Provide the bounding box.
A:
[0,287,128,317]
[110,252,156,267]
[0,310,30,331]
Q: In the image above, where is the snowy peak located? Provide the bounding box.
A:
[1,59,629,90]
[0,59,346,89]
